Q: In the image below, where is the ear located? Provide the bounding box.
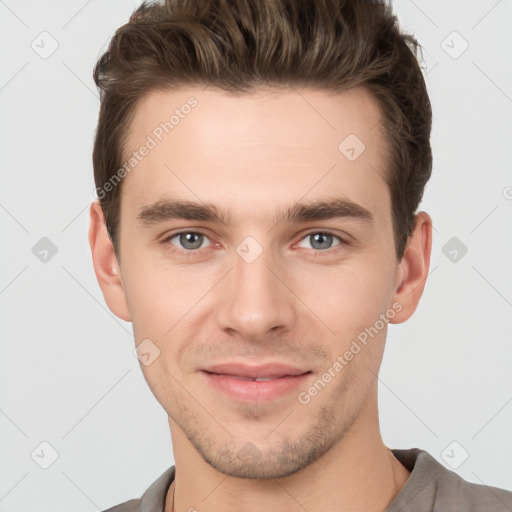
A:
[88,201,131,322]
[389,211,432,324]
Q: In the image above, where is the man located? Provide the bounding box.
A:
[88,0,512,510]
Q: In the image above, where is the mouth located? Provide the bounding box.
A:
[200,363,312,402]
[214,375,289,382]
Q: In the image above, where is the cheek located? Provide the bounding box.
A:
[290,259,393,337]
[121,251,211,336]
[138,361,179,414]
[123,271,169,337]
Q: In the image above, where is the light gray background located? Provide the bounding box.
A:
[1,0,511,510]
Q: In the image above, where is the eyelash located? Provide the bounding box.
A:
[162,230,348,257]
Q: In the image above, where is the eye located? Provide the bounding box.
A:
[162,230,347,255]
[165,231,212,252]
[297,231,344,251]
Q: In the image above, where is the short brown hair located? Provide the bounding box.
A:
[93,0,432,261]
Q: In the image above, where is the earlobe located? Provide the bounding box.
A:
[389,211,432,324]
[88,201,131,322]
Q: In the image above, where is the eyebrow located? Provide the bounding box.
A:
[136,197,374,227]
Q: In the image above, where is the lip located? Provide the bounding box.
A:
[201,362,309,379]
[200,363,312,403]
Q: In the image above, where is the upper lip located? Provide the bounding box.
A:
[201,363,310,379]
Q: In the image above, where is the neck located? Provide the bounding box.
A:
[165,394,410,512]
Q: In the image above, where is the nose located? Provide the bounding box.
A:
[216,245,297,341]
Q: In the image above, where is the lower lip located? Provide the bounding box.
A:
[202,371,311,402]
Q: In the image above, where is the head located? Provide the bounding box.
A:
[90,0,432,479]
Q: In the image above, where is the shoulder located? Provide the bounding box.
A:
[101,466,175,512]
[390,448,512,511]
[445,465,512,510]
[103,498,139,512]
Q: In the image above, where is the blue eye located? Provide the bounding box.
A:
[162,230,346,256]
[297,232,343,251]
[166,231,211,252]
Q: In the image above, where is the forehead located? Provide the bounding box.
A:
[121,85,390,228]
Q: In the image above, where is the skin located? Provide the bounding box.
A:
[89,85,432,512]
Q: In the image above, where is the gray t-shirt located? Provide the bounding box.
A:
[103,448,512,511]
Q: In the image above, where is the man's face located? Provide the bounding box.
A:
[116,86,403,478]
